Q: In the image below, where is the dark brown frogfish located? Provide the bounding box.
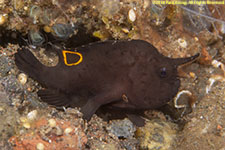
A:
[15,40,199,126]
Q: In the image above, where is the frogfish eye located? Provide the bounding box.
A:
[160,67,167,78]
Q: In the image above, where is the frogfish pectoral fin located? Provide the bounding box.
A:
[37,89,71,107]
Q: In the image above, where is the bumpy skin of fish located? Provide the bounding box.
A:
[15,40,199,125]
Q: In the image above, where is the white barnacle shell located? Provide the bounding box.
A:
[64,127,73,135]
[177,38,187,48]
[128,9,136,22]
[18,73,27,85]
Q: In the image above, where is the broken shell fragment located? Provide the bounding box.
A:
[174,90,193,109]
[173,90,195,117]
[206,75,225,94]
[13,0,24,10]
[212,60,225,71]
[206,59,225,94]
[27,110,38,121]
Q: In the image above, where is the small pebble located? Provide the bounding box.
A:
[0,0,5,5]
[13,0,24,10]
[220,23,225,34]
[23,6,28,11]
[43,25,51,33]
[143,0,150,9]
[189,72,196,78]
[64,127,73,135]
[55,126,63,136]
[36,143,45,150]
[217,124,222,130]
[194,37,199,41]
[0,14,6,25]
[27,110,38,121]
[128,9,136,22]
[48,119,56,127]
[20,117,28,123]
[0,107,4,112]
[27,87,32,91]
[18,73,27,85]
[122,28,129,33]
[107,119,136,138]
[23,122,31,129]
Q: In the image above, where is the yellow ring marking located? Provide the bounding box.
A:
[62,50,83,66]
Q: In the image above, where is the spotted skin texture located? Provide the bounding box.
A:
[15,40,199,126]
